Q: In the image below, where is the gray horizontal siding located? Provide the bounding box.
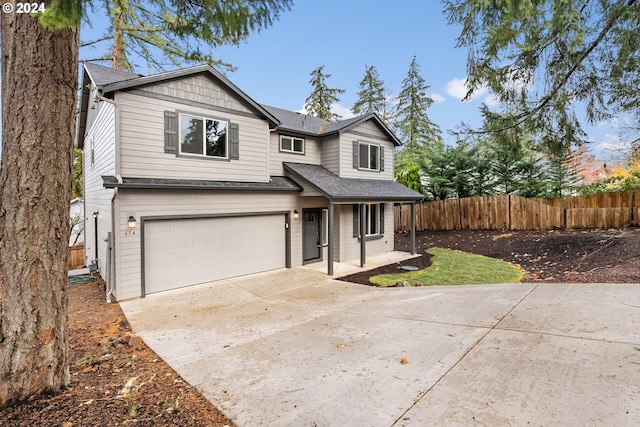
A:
[321,135,340,175]
[339,124,395,180]
[116,91,270,182]
[269,133,323,176]
[339,203,393,261]
[83,102,116,281]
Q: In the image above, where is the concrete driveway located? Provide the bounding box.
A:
[120,264,640,426]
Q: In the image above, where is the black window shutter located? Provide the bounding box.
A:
[230,122,239,160]
[352,204,359,237]
[164,111,178,154]
[352,141,359,169]
[380,147,385,172]
[380,204,385,234]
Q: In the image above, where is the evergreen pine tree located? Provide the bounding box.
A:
[352,65,386,116]
[445,0,640,154]
[304,66,346,122]
[395,56,441,166]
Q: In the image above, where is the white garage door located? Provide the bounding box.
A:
[144,214,286,294]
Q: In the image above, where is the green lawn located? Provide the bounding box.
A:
[370,248,523,287]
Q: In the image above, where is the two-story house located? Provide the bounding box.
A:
[78,63,422,301]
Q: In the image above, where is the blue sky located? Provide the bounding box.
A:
[78,0,631,161]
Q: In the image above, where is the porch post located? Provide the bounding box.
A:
[328,202,334,276]
[410,202,416,255]
[360,203,366,267]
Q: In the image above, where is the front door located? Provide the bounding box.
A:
[302,209,322,263]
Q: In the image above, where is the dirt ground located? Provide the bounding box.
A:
[340,227,640,285]
[0,278,234,427]
[2,228,638,426]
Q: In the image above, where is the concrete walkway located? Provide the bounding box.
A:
[120,265,640,426]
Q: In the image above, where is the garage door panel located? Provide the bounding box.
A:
[145,214,286,294]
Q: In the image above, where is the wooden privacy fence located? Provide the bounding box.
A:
[395,190,640,232]
[68,243,85,269]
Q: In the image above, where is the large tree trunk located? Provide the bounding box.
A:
[0,5,79,406]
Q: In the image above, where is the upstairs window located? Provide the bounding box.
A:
[179,114,228,158]
[280,135,305,154]
[358,142,380,171]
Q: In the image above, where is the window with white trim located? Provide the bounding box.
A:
[359,142,380,171]
[179,113,228,158]
[354,203,383,237]
[280,135,305,154]
[365,203,381,235]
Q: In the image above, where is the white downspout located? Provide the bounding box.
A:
[106,181,120,302]
[95,90,120,302]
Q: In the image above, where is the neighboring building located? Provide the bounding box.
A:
[69,197,84,246]
[78,63,422,301]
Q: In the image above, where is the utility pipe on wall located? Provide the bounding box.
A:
[93,211,99,260]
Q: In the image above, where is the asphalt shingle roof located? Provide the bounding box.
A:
[261,105,329,134]
[102,176,302,192]
[84,62,142,86]
[283,162,423,202]
[262,105,401,145]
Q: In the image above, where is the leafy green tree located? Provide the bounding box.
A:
[590,160,640,192]
[352,65,388,117]
[444,0,639,154]
[395,164,423,193]
[84,0,292,71]
[304,66,346,122]
[1,0,291,406]
[395,56,441,165]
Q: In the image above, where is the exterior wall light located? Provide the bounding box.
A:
[293,210,299,219]
[128,215,137,229]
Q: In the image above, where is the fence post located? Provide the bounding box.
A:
[410,202,416,254]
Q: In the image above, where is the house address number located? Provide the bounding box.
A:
[124,230,136,236]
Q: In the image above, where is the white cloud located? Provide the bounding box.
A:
[445,77,487,101]
[483,93,501,108]
[597,118,617,129]
[331,103,355,119]
[596,133,631,153]
[428,93,445,104]
[296,103,354,120]
[597,115,634,130]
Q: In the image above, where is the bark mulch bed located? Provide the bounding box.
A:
[339,227,640,286]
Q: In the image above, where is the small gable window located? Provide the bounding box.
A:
[280,135,305,154]
[179,113,228,158]
[358,142,380,171]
